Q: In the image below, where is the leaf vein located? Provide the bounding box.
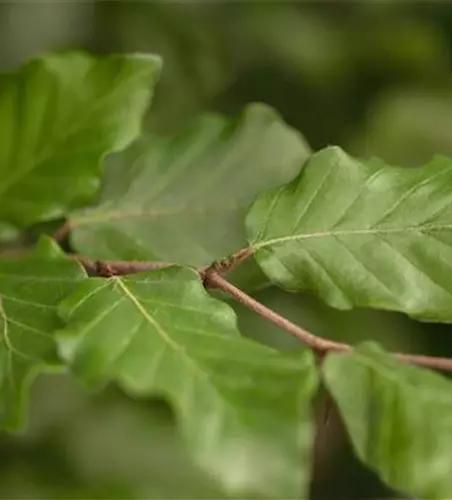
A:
[290,157,337,234]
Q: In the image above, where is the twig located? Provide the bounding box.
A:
[74,256,174,276]
[394,352,452,371]
[204,270,350,352]
[210,247,254,274]
[52,221,72,242]
[204,270,452,373]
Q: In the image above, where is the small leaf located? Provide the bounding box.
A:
[0,236,86,429]
[247,146,452,321]
[323,343,452,499]
[69,103,310,266]
[57,266,318,498]
[0,52,161,227]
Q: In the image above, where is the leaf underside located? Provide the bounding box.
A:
[247,146,452,321]
[69,103,311,268]
[0,52,161,227]
[57,266,318,499]
[0,237,86,429]
[324,343,452,499]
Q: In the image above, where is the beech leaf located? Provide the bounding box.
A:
[69,104,310,266]
[57,266,318,498]
[323,343,452,499]
[247,146,452,320]
[0,52,161,227]
[0,237,86,429]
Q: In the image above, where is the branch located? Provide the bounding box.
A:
[52,221,72,242]
[210,247,254,274]
[77,256,174,275]
[204,270,452,373]
[394,352,452,371]
[204,269,349,352]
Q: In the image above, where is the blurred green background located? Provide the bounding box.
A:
[1,1,452,498]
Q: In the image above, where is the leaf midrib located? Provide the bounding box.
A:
[0,60,148,201]
[115,277,254,434]
[253,223,452,250]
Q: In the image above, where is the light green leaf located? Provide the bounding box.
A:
[57,266,318,499]
[0,236,86,429]
[323,343,452,499]
[69,103,310,267]
[0,52,161,227]
[247,146,452,321]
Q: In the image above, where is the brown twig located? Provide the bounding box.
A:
[76,256,174,276]
[204,270,350,352]
[204,270,452,373]
[210,247,254,274]
[394,352,452,371]
[52,221,72,242]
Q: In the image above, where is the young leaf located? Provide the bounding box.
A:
[69,104,310,266]
[57,266,318,499]
[247,146,452,321]
[0,237,86,429]
[0,52,161,227]
[323,343,452,499]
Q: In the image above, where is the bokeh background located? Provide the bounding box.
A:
[1,1,452,498]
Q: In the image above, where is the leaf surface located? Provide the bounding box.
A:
[0,52,161,227]
[69,104,310,266]
[247,146,452,320]
[323,343,452,499]
[57,266,318,498]
[0,237,86,428]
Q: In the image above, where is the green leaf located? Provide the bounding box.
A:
[69,103,311,267]
[247,146,452,321]
[0,236,86,429]
[323,343,452,499]
[57,266,318,499]
[0,52,161,227]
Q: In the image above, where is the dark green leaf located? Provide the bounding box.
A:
[323,343,452,499]
[247,146,452,320]
[0,236,86,428]
[0,52,161,227]
[57,266,318,498]
[69,104,310,267]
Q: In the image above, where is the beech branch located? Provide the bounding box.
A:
[71,254,452,373]
[205,270,452,372]
[204,268,349,353]
[79,257,173,275]
[52,221,72,242]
